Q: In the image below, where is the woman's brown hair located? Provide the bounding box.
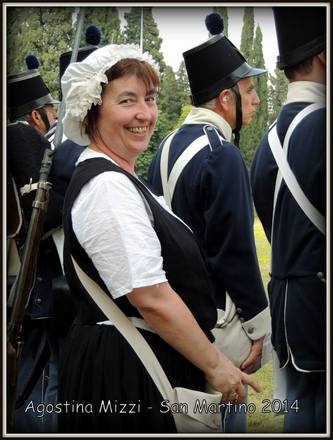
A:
[84,58,160,142]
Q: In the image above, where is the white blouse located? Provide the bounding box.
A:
[72,148,170,299]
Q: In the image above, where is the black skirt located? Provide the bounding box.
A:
[58,323,205,433]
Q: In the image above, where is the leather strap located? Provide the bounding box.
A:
[269,103,325,237]
[230,84,242,148]
[71,255,176,403]
[97,316,156,334]
[20,179,39,196]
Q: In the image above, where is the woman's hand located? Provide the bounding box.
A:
[205,349,260,403]
[128,282,260,404]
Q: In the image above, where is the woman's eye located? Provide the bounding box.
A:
[120,99,133,104]
[146,96,156,103]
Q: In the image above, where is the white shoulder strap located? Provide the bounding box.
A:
[160,128,220,209]
[160,130,178,208]
[8,176,23,238]
[72,256,223,433]
[269,103,325,236]
[71,256,175,402]
[167,135,208,207]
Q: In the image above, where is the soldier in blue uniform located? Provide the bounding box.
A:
[148,14,271,432]
[250,7,326,433]
[7,25,102,433]
[7,67,74,432]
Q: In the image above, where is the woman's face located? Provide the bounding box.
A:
[95,74,158,159]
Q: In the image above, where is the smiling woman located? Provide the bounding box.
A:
[85,59,159,172]
[57,43,260,434]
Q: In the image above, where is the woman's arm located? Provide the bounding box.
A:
[127,282,260,403]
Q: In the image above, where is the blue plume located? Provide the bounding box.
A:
[205,13,224,35]
[85,25,101,45]
[25,54,40,70]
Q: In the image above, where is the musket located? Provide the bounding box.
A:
[7,7,86,432]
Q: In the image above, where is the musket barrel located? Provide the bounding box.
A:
[7,7,86,432]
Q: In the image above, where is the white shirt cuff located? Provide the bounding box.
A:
[242,306,271,341]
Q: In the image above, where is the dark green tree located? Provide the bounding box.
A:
[252,28,269,131]
[159,66,182,128]
[238,7,255,166]
[176,61,191,105]
[240,7,255,64]
[7,7,82,98]
[241,25,269,167]
[7,7,123,100]
[239,12,270,168]
[174,104,192,129]
[7,7,40,73]
[268,66,288,123]
[213,7,229,37]
[84,7,123,45]
[123,7,166,72]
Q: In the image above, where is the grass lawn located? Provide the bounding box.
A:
[247,217,284,433]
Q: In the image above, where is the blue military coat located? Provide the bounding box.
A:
[148,121,268,334]
[251,101,326,371]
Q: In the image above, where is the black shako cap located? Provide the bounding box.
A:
[183,35,267,105]
[59,24,102,80]
[7,69,59,120]
[273,7,326,69]
[59,46,97,100]
[59,46,98,80]
[183,34,267,106]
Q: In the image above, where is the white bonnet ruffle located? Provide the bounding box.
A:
[61,44,158,145]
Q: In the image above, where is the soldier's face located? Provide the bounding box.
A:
[238,77,260,125]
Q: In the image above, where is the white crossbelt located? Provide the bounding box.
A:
[269,102,326,237]
[97,316,156,333]
[160,126,223,209]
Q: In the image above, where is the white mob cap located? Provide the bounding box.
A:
[61,44,158,145]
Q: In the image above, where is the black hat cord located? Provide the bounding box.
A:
[230,84,242,148]
[36,107,51,132]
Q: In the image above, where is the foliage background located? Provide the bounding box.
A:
[7,6,288,177]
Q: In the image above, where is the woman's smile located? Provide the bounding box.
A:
[127,126,149,135]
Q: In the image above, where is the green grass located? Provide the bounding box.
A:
[247,217,284,433]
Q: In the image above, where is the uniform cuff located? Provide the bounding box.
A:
[242,306,271,341]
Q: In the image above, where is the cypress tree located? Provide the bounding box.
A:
[268,67,288,123]
[240,7,254,63]
[245,25,269,166]
[176,60,191,107]
[239,7,256,166]
[159,65,181,128]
